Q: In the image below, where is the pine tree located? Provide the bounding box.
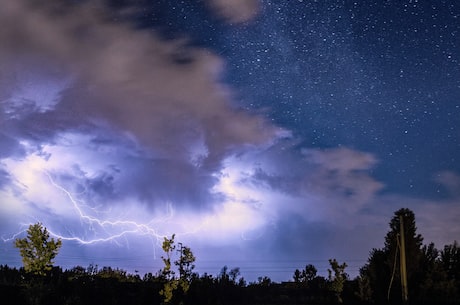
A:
[360,208,426,304]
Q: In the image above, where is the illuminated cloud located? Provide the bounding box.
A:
[0,0,284,257]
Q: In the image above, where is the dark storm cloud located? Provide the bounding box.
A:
[242,145,384,218]
[0,125,21,226]
[261,215,379,260]
[101,155,220,209]
[0,132,24,159]
[248,146,383,204]
[0,0,281,167]
[0,0,285,217]
[0,129,25,189]
[0,168,10,189]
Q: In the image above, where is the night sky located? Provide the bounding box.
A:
[1,0,459,282]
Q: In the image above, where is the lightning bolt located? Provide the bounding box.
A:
[46,170,213,248]
[2,170,204,252]
[45,171,164,243]
[1,156,270,252]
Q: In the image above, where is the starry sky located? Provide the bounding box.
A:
[1,0,459,282]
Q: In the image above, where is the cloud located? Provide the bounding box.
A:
[234,145,385,223]
[0,0,285,257]
[205,0,261,24]
[0,166,10,189]
[299,147,384,211]
[434,170,460,197]
[0,0,281,169]
[0,0,287,230]
[213,145,460,272]
[302,147,378,172]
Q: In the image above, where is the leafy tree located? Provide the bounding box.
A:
[355,266,372,302]
[175,242,196,293]
[303,264,317,282]
[440,241,460,281]
[228,267,241,284]
[419,256,458,303]
[217,266,244,286]
[328,258,348,303]
[159,234,196,304]
[293,268,302,283]
[160,234,178,303]
[14,223,62,276]
[218,265,229,283]
[359,248,388,303]
[293,264,317,286]
[257,275,272,286]
[423,240,460,302]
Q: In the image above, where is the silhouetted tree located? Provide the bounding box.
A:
[304,264,317,282]
[293,269,302,283]
[386,209,426,303]
[228,267,240,283]
[360,208,449,304]
[355,265,372,302]
[257,276,272,286]
[293,264,317,287]
[410,241,460,304]
[440,241,460,282]
[328,258,348,303]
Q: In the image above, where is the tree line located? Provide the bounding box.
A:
[1,208,459,305]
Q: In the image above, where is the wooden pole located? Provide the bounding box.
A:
[399,215,408,303]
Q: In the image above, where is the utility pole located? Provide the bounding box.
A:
[178,242,184,279]
[399,215,408,303]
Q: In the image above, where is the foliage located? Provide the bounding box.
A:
[360,208,460,304]
[175,242,196,293]
[160,234,178,303]
[257,275,272,286]
[440,241,460,281]
[293,264,317,285]
[355,266,372,302]
[14,223,62,276]
[2,211,459,305]
[159,234,196,304]
[328,259,348,303]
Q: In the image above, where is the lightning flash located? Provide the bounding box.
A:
[1,138,274,251]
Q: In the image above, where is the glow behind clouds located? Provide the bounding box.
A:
[1,0,459,281]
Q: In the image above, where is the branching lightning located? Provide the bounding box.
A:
[1,155,271,253]
[2,171,195,250]
[44,171,165,244]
